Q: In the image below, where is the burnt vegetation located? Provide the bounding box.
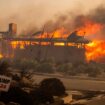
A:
[0,59,105,78]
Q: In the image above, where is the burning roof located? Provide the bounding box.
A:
[67,31,90,44]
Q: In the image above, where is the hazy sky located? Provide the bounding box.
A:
[0,0,105,34]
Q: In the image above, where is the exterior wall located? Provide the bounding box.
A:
[14,45,86,63]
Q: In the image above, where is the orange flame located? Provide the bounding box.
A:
[77,21,105,62]
[77,21,102,36]
[7,21,105,62]
[10,41,31,49]
[0,53,3,59]
[35,27,68,38]
[86,41,105,62]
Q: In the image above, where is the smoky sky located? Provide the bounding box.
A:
[0,0,105,35]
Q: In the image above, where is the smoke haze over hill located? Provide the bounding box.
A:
[0,0,105,35]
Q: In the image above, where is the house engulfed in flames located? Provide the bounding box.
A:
[0,23,91,63]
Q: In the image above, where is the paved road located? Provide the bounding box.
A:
[32,74,105,91]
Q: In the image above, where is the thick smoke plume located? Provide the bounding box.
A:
[37,5,105,41]
[0,0,105,39]
[29,5,105,40]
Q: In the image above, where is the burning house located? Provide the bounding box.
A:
[1,20,105,63]
[0,1,105,64]
[0,23,90,63]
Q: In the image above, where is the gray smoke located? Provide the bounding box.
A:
[42,5,105,40]
[0,0,105,38]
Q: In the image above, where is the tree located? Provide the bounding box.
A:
[85,62,101,77]
[87,67,101,77]
[57,63,72,73]
[13,59,38,71]
[37,63,55,73]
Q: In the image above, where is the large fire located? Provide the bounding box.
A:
[77,21,105,62]
[1,20,104,63]
[77,21,102,36]
[86,41,105,62]
[35,27,68,39]
[40,21,105,62]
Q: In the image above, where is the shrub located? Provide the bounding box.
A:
[37,63,55,73]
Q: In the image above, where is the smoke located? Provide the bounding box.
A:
[73,6,105,40]
[89,6,105,24]
[43,5,105,40]
[0,0,105,36]
[0,0,65,35]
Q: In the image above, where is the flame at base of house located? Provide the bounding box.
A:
[0,39,87,63]
[1,22,105,63]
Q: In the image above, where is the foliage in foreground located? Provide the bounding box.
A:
[0,58,105,77]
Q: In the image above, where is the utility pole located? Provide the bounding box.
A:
[36,25,45,62]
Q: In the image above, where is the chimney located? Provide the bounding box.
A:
[8,23,17,36]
